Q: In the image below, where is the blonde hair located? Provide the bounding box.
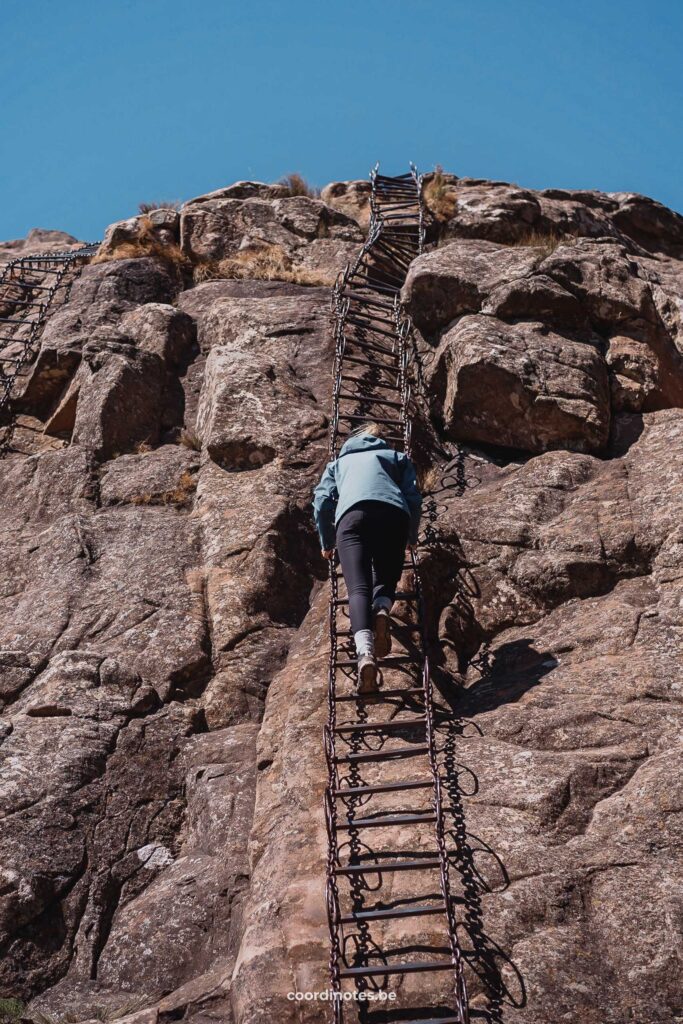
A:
[350,421,383,438]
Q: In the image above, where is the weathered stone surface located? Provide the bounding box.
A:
[2,178,683,1024]
[403,239,543,333]
[180,195,361,263]
[119,303,195,365]
[438,177,683,255]
[97,209,180,259]
[196,347,326,469]
[0,228,83,264]
[18,259,178,420]
[99,445,199,506]
[427,315,610,452]
[184,181,291,203]
[320,179,372,228]
[404,234,683,452]
[67,346,165,459]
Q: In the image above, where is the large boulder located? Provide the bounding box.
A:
[436,177,683,255]
[402,239,545,333]
[97,209,180,260]
[427,315,610,453]
[195,347,327,469]
[320,179,372,228]
[179,195,361,263]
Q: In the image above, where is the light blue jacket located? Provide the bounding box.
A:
[312,434,423,549]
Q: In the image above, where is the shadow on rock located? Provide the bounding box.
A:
[457,639,558,717]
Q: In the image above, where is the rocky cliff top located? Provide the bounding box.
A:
[0,172,681,1024]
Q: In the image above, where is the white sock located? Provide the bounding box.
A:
[373,596,392,612]
[354,629,374,657]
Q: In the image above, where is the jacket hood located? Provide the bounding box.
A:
[338,434,390,458]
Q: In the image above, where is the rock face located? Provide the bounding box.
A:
[0,228,85,264]
[1,175,682,1024]
[403,232,683,453]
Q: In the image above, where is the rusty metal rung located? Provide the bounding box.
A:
[339,959,455,978]
[334,591,416,605]
[333,686,426,703]
[334,656,416,669]
[335,857,441,875]
[334,743,430,764]
[336,390,404,409]
[339,901,446,924]
[333,778,433,796]
[337,811,436,829]
[334,715,426,732]
[340,291,395,310]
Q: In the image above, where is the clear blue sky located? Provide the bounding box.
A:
[1,0,681,241]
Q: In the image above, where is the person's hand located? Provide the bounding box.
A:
[322,548,335,561]
[406,543,417,553]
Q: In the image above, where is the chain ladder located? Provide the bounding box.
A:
[322,164,469,1023]
[0,244,99,455]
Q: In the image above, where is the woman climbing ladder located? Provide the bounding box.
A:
[312,421,423,693]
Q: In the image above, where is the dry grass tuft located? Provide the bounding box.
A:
[278,173,320,198]
[507,229,572,258]
[423,165,458,222]
[179,427,202,451]
[193,244,333,287]
[417,465,441,493]
[131,470,197,509]
[93,216,191,272]
[138,200,182,214]
[0,998,24,1024]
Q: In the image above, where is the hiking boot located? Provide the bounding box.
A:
[357,653,378,694]
[373,607,392,659]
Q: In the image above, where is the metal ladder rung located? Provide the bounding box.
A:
[347,277,399,296]
[0,298,46,309]
[334,656,416,670]
[334,743,430,764]
[343,316,397,339]
[342,336,397,358]
[338,959,455,979]
[334,714,426,732]
[333,686,425,703]
[339,901,446,924]
[339,306,395,327]
[337,412,404,428]
[340,353,400,373]
[375,172,415,182]
[337,811,436,829]
[340,291,395,310]
[362,261,406,283]
[16,265,63,274]
[334,857,441,875]
[334,591,416,606]
[340,374,403,393]
[2,281,54,291]
[336,390,404,410]
[332,778,433,796]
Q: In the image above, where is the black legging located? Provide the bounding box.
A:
[336,500,410,634]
